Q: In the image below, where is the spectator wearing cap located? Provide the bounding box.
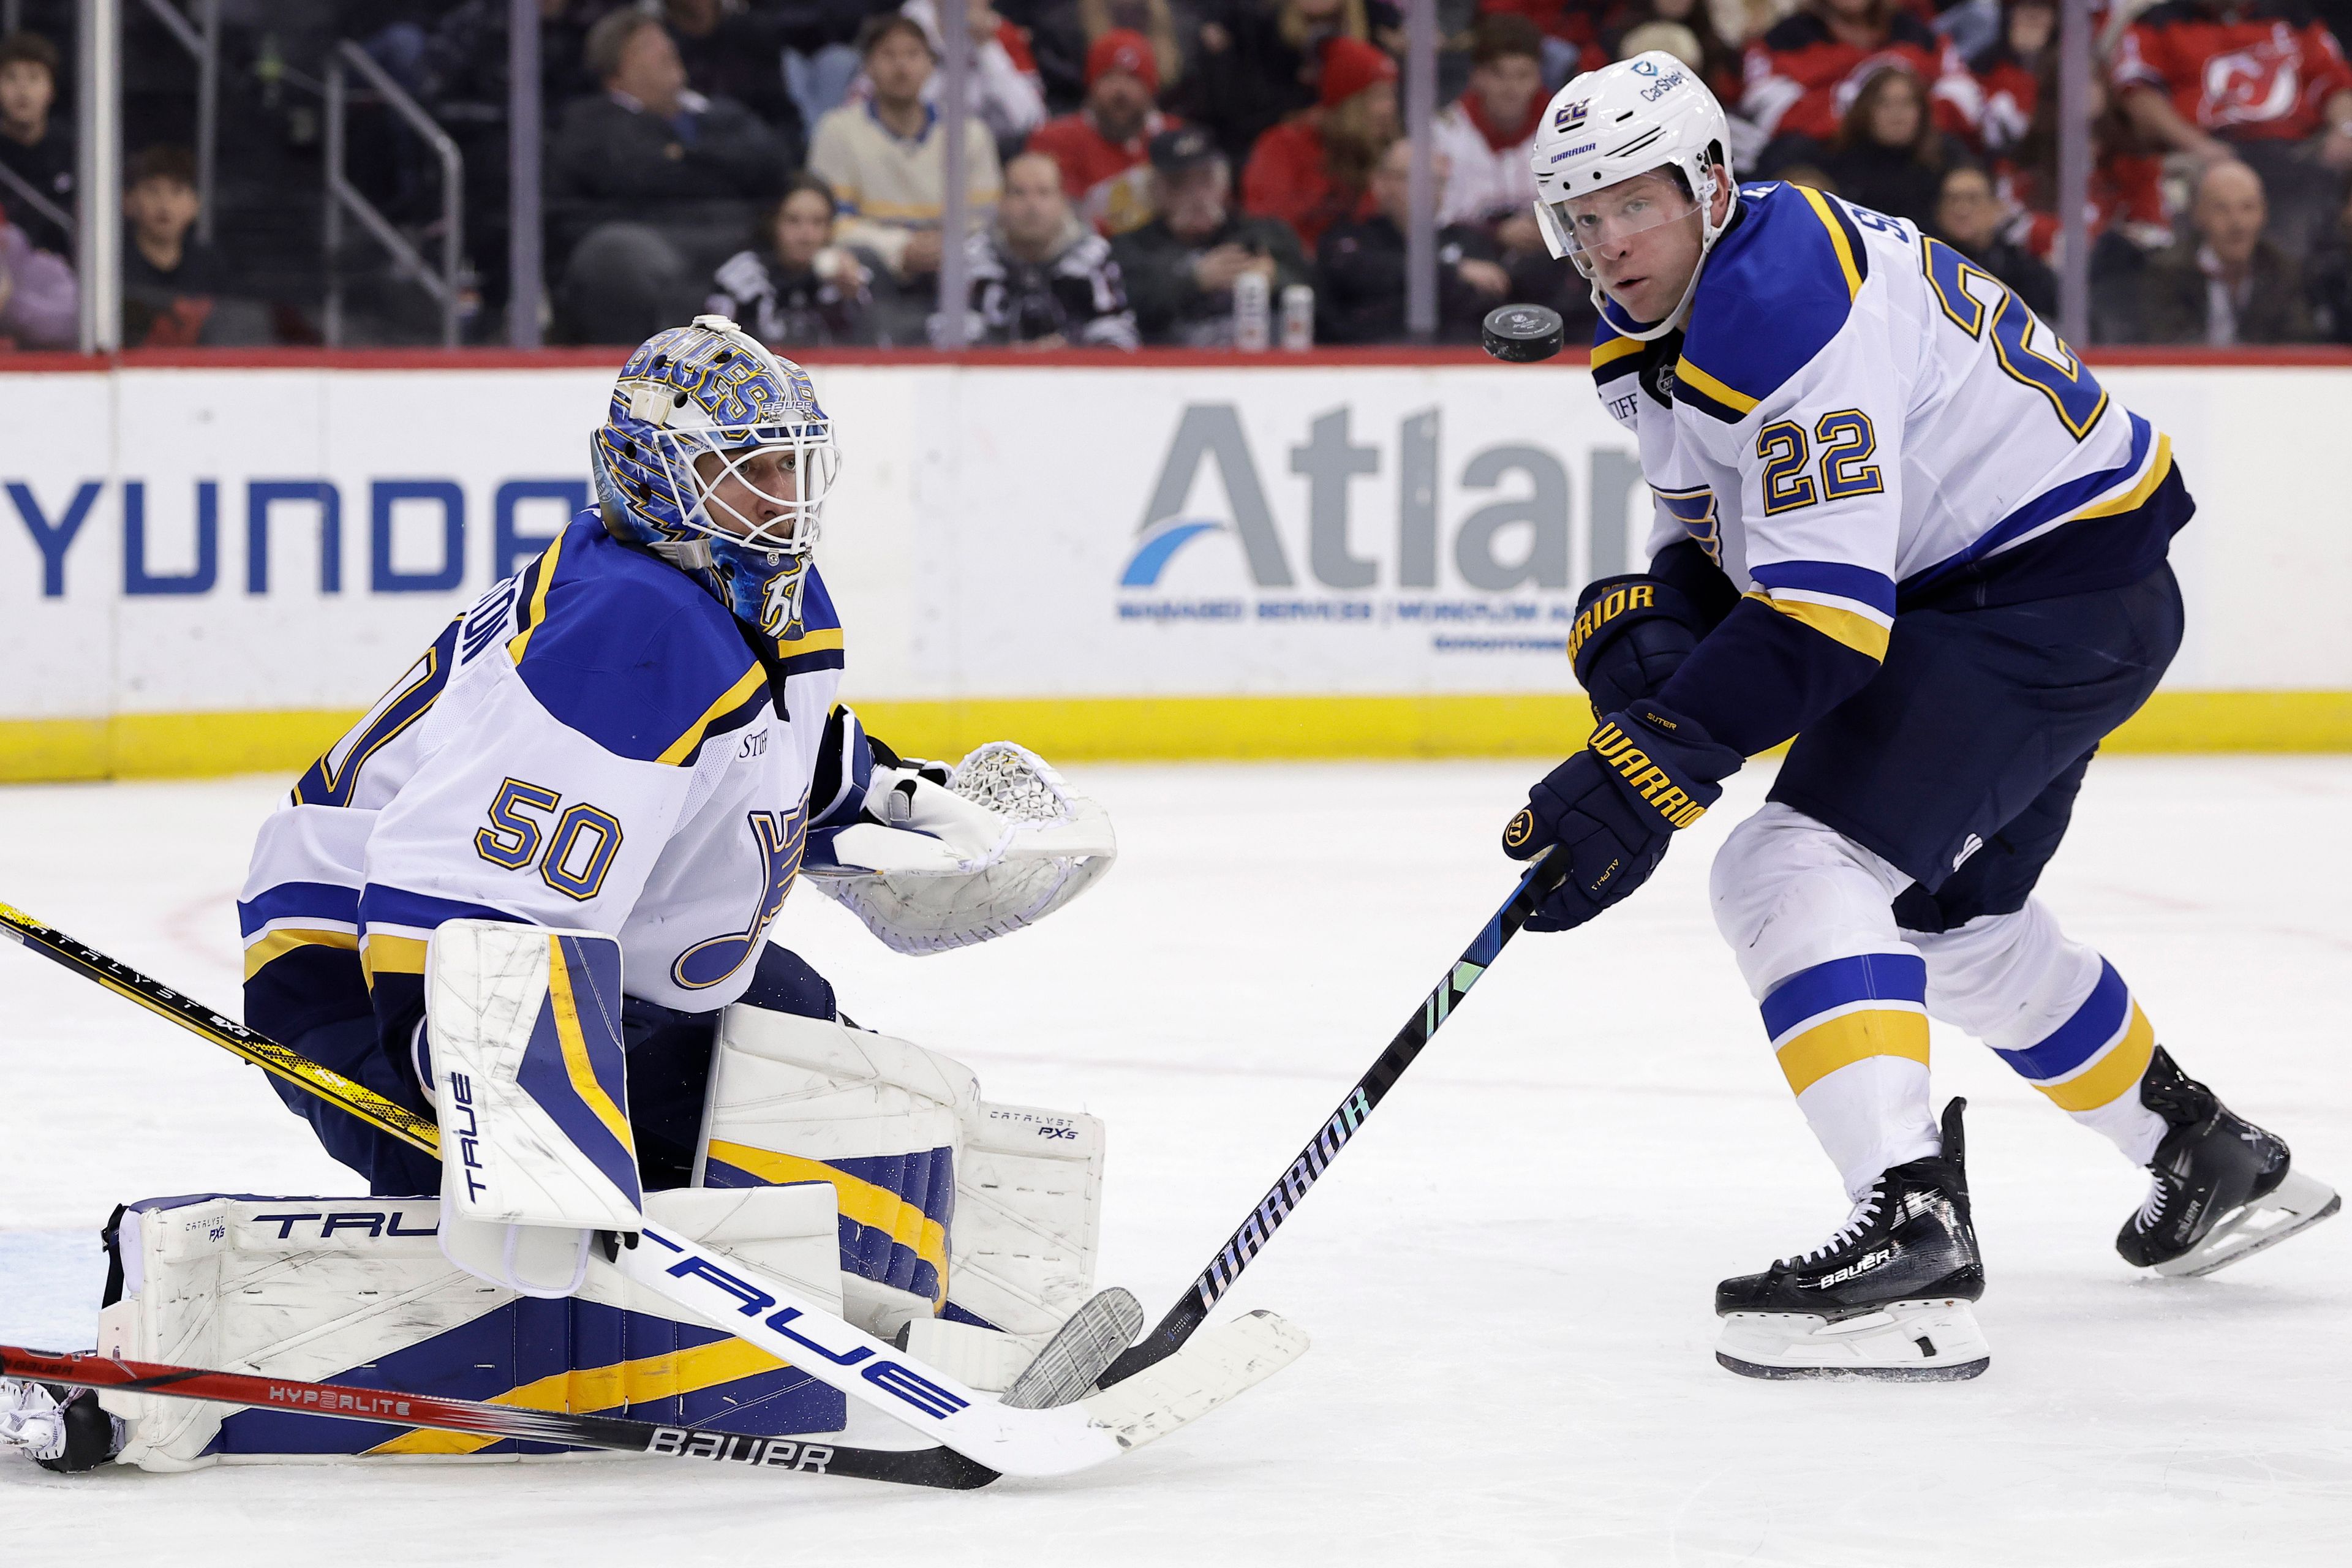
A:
[121,145,240,348]
[2141,159,2316,344]
[2112,0,2352,258]
[809,13,1003,311]
[1242,37,1399,251]
[0,31,73,260]
[1028,28,1178,235]
[706,173,878,348]
[900,0,1050,159]
[1111,125,1311,344]
[0,205,74,349]
[548,9,793,342]
[940,149,1139,345]
[1317,139,1510,344]
[1431,16,1547,237]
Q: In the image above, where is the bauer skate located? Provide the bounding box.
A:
[1714,1098,1989,1381]
[2117,1047,2340,1278]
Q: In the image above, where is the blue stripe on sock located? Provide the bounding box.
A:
[1993,958,2129,1082]
[1759,951,1928,1041]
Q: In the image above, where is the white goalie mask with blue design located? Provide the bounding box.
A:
[590,315,840,638]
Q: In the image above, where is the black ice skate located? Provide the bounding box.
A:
[1715,1098,1989,1381]
[2117,1047,2340,1278]
[0,1379,121,1472]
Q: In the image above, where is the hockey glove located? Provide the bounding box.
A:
[1502,704,1743,932]
[1569,574,1708,717]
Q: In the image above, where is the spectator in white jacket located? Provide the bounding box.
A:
[900,0,1048,159]
[1430,14,1547,236]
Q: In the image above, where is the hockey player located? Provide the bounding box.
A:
[2,315,1115,1471]
[1503,55,2339,1379]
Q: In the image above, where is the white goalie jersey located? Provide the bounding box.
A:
[238,511,848,1050]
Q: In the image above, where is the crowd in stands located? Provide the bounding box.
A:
[7,0,2352,350]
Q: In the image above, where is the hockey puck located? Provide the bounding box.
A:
[1481,304,1566,364]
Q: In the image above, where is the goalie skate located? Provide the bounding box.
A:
[1714,1098,1990,1382]
[2120,1047,2342,1278]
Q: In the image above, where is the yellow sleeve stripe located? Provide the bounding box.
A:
[1795,184,1864,301]
[365,1338,789,1455]
[2072,434,2174,523]
[1744,590,1892,661]
[545,936,636,1152]
[2035,1005,2157,1112]
[778,625,845,656]
[1591,336,1642,373]
[243,927,360,981]
[1776,1008,1929,1096]
[654,662,768,767]
[1673,356,1761,415]
[704,1141,950,1301]
[505,526,571,664]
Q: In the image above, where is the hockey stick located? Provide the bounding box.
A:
[1098,850,1564,1388]
[0,901,1306,1477]
[0,1344,999,1488]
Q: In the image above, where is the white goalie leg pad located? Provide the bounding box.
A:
[946,1101,1106,1350]
[805,742,1117,955]
[1716,1298,1991,1381]
[697,1005,976,1345]
[697,1006,1107,1387]
[95,1187,845,1471]
[425,920,644,1298]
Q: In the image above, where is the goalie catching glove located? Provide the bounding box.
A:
[805,719,1116,955]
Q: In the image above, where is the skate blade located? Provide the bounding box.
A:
[1714,1298,1989,1382]
[2154,1168,2342,1278]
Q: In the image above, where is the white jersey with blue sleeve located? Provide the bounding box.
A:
[1589,181,2187,755]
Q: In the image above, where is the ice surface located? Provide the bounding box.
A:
[2,760,2348,1566]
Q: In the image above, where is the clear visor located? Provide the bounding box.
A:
[661,421,840,556]
[1535,177,1705,279]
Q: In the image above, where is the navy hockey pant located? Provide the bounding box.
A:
[1767,562,2185,932]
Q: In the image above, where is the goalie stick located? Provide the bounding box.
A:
[0,901,1306,1478]
[0,1344,999,1488]
[1099,851,1564,1388]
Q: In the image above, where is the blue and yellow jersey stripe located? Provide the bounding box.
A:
[1744,559,1897,662]
[1675,183,1874,424]
[1591,331,1642,385]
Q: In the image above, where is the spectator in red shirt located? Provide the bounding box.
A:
[2111,0,2352,254]
[1028,28,1177,235]
[1242,36,1399,251]
[1972,0,2057,154]
[1743,0,1985,172]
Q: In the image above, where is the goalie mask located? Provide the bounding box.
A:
[590,315,840,638]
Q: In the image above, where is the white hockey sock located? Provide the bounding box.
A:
[1907,903,2166,1166]
[1713,805,1940,1200]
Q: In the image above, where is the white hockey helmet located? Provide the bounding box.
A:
[1528,50,1737,340]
